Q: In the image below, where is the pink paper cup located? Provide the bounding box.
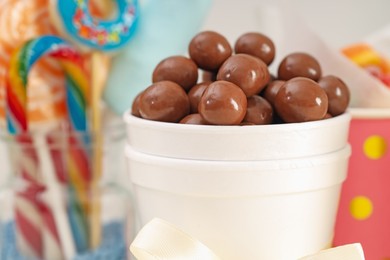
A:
[334,108,390,259]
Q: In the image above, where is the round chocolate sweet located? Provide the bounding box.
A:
[131,92,142,117]
[240,122,256,126]
[318,75,350,116]
[179,113,209,125]
[139,81,190,123]
[274,77,328,123]
[234,32,275,65]
[188,82,211,113]
[198,80,247,125]
[201,70,217,82]
[278,52,322,81]
[152,56,198,91]
[324,113,332,119]
[262,80,285,106]
[189,31,232,71]
[243,96,273,125]
[217,54,270,97]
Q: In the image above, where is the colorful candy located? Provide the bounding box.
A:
[0,0,67,129]
[6,35,91,256]
[50,0,139,52]
[39,195,63,259]
[342,43,390,87]
[14,185,44,259]
[6,35,89,133]
[50,0,132,249]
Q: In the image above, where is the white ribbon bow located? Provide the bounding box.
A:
[130,218,365,260]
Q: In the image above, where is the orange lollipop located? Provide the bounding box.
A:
[0,0,68,129]
[0,0,110,129]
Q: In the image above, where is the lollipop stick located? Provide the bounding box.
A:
[89,51,110,248]
[33,132,75,259]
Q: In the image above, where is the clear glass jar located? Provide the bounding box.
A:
[0,114,134,260]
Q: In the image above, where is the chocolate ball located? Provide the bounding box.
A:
[240,122,256,126]
[189,31,232,71]
[131,92,142,117]
[139,81,190,123]
[318,75,350,116]
[278,52,322,81]
[201,70,217,82]
[180,113,209,125]
[324,113,332,119]
[234,32,275,65]
[217,54,270,97]
[188,82,211,113]
[152,56,198,91]
[274,77,328,123]
[262,80,285,106]
[198,80,247,125]
[243,96,273,125]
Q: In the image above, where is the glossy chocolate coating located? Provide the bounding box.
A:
[198,80,247,125]
[324,113,332,119]
[243,95,273,125]
[262,80,285,106]
[189,31,232,71]
[131,92,142,117]
[318,75,350,116]
[139,81,190,122]
[179,113,209,125]
[234,32,275,65]
[217,54,270,97]
[240,122,256,126]
[188,81,211,113]
[278,52,322,81]
[274,77,328,123]
[201,70,217,82]
[152,56,198,91]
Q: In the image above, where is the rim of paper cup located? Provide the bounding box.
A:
[123,110,351,133]
[125,144,351,169]
[349,107,390,119]
[126,145,350,196]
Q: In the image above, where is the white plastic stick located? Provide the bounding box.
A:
[33,133,75,259]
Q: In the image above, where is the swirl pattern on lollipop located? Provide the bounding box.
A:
[6,35,89,133]
[6,35,91,254]
[51,0,139,51]
[0,0,67,128]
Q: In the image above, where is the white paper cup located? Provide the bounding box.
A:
[124,112,351,161]
[126,145,351,260]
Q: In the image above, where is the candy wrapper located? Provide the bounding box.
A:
[202,0,390,259]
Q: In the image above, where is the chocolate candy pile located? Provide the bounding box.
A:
[131,31,350,125]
